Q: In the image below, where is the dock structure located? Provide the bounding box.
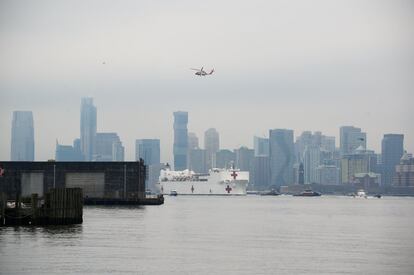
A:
[0,188,83,226]
[0,161,163,207]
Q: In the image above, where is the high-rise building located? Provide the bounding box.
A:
[269,129,294,187]
[204,128,220,169]
[341,146,377,184]
[136,139,161,165]
[254,136,269,157]
[188,132,199,150]
[189,148,208,173]
[393,152,414,187]
[381,134,404,186]
[11,111,34,161]
[55,139,83,161]
[94,133,124,161]
[80,98,97,161]
[252,156,270,190]
[215,149,236,169]
[316,165,340,185]
[173,111,188,170]
[321,136,336,153]
[340,126,366,155]
[235,147,254,171]
[303,145,321,184]
[136,139,161,191]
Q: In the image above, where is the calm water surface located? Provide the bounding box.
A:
[1,196,414,274]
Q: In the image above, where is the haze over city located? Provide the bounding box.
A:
[1,0,413,163]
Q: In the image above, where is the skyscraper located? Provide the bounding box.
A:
[303,145,321,184]
[94,132,124,161]
[215,149,236,169]
[173,111,188,170]
[188,132,199,150]
[269,129,294,187]
[55,139,83,161]
[204,128,220,169]
[11,111,35,161]
[340,126,366,155]
[253,156,270,190]
[136,139,161,165]
[254,136,269,157]
[189,148,208,173]
[381,134,404,185]
[80,98,97,161]
[136,139,161,191]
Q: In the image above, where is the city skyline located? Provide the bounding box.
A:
[1,0,413,163]
[1,104,412,163]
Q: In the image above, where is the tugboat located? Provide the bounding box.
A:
[260,189,280,196]
[293,189,321,197]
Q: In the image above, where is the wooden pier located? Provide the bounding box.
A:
[0,188,83,226]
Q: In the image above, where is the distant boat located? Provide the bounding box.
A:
[293,189,321,197]
[169,190,178,196]
[355,189,367,199]
[260,189,280,196]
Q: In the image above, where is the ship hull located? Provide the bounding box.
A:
[157,180,248,195]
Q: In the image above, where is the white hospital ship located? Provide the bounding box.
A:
[156,166,249,195]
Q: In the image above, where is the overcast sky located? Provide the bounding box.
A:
[1,0,413,163]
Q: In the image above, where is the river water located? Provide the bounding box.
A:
[1,195,414,274]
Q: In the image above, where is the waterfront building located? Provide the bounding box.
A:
[55,139,83,161]
[215,149,236,169]
[235,147,254,171]
[254,136,269,157]
[173,111,188,170]
[0,161,146,199]
[10,111,34,161]
[316,165,340,185]
[340,126,366,155]
[393,153,414,187]
[353,172,381,189]
[252,156,270,190]
[94,133,124,161]
[303,145,321,184]
[341,146,377,184]
[189,148,208,173]
[188,132,199,150]
[381,134,404,185]
[204,128,220,169]
[269,129,294,187]
[80,98,97,161]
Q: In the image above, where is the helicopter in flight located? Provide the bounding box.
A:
[191,67,214,76]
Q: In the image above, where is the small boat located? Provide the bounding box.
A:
[356,189,367,198]
[293,189,321,197]
[169,190,178,196]
[260,189,280,196]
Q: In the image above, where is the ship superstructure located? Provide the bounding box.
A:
[156,167,248,195]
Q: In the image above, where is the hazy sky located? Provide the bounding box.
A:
[1,0,413,163]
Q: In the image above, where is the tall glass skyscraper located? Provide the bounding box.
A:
[269,129,294,187]
[381,134,404,185]
[136,139,161,165]
[340,126,366,155]
[80,98,97,161]
[173,111,188,171]
[204,128,220,169]
[11,111,34,161]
